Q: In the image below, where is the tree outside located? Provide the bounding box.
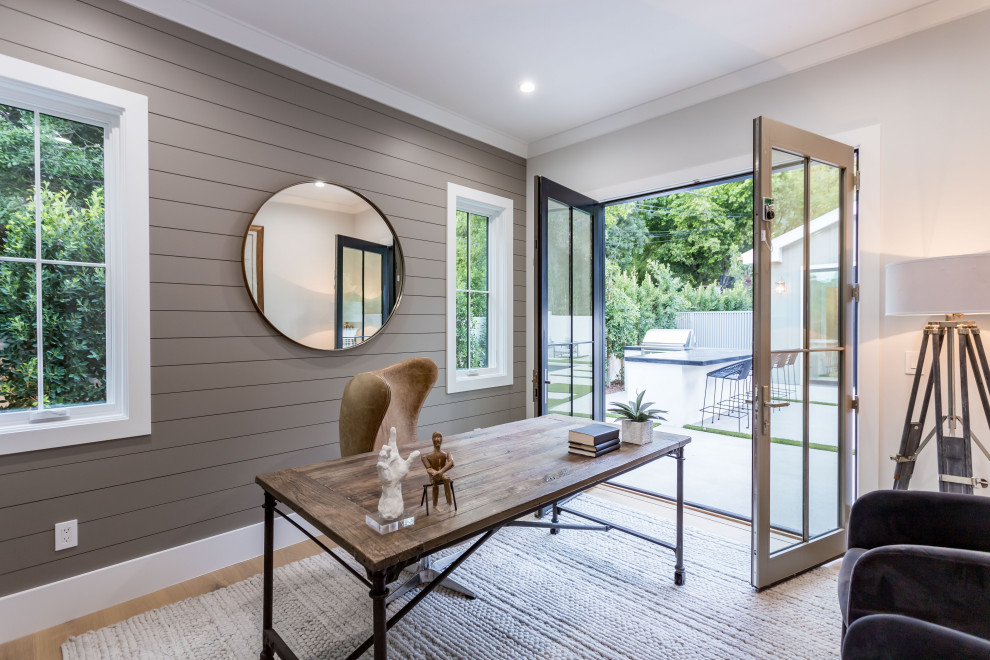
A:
[605,177,755,386]
[0,104,107,412]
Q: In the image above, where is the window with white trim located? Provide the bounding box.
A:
[446,184,513,393]
[0,54,150,455]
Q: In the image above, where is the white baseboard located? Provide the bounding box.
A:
[0,513,322,645]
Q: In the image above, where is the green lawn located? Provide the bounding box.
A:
[682,424,838,453]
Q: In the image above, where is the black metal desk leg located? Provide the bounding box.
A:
[260,493,275,660]
[674,447,686,585]
[371,571,389,660]
[550,500,560,535]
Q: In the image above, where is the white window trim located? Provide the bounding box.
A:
[0,54,150,455]
[446,183,513,393]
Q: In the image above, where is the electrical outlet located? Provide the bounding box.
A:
[55,519,77,551]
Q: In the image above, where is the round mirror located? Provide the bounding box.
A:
[242,181,403,350]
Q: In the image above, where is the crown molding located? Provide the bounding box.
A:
[527,0,990,157]
[119,0,529,157]
[122,0,990,160]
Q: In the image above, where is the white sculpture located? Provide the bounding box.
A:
[376,427,421,520]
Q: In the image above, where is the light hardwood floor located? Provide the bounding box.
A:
[0,485,755,660]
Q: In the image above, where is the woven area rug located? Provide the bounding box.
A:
[62,496,841,659]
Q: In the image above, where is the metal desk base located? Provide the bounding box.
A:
[259,446,686,659]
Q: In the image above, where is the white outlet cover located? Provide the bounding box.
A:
[55,519,78,551]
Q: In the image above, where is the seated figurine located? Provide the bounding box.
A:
[421,431,454,509]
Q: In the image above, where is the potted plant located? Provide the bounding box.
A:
[608,390,667,445]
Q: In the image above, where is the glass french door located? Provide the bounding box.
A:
[336,235,393,349]
[751,117,857,588]
[535,177,605,420]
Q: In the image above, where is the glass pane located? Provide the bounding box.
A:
[455,210,468,290]
[769,351,805,553]
[770,150,805,353]
[455,291,468,369]
[469,213,488,292]
[40,113,105,263]
[572,208,593,344]
[546,345,572,416]
[363,251,383,335]
[0,261,39,412]
[0,104,36,259]
[41,264,106,408]
[469,292,489,369]
[547,199,571,344]
[809,374,840,538]
[809,161,841,349]
[340,246,363,346]
[571,342,594,419]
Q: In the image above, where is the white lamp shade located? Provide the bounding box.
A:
[886,253,990,316]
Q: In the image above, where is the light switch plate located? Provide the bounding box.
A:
[905,350,922,375]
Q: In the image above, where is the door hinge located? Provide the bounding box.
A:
[853,170,861,189]
[850,283,860,302]
[850,395,860,412]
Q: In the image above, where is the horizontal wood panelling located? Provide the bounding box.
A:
[0,424,335,510]
[0,445,333,543]
[148,114,526,200]
[1,483,263,575]
[150,254,243,287]
[151,350,448,394]
[150,198,250,236]
[0,0,528,599]
[0,508,263,597]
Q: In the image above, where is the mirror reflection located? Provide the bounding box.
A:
[242,182,402,350]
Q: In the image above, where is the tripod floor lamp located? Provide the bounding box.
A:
[887,253,990,494]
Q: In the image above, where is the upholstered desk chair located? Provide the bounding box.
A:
[338,357,438,457]
[338,356,476,603]
[838,489,990,654]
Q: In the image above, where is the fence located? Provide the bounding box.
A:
[675,311,752,350]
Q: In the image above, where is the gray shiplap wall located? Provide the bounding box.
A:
[0,0,527,597]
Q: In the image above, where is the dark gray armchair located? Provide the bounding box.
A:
[843,614,990,660]
[838,489,990,657]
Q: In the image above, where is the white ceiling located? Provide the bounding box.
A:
[123,0,990,157]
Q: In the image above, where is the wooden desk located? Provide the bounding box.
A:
[256,414,690,660]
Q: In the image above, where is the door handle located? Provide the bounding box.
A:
[765,401,789,409]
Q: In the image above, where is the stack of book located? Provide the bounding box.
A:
[568,423,621,457]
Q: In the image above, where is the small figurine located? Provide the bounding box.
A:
[421,431,454,510]
[376,427,420,520]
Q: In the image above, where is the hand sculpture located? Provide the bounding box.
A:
[376,427,421,520]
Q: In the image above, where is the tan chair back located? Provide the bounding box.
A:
[338,357,438,457]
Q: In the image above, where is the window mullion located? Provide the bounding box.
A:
[33,110,44,412]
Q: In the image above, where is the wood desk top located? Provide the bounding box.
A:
[256,414,690,573]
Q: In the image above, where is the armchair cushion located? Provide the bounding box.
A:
[843,614,990,660]
[845,544,990,639]
[847,489,990,552]
[837,547,867,620]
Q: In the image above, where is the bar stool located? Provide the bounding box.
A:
[699,358,752,432]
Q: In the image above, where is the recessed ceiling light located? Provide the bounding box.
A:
[314,181,326,188]
[519,81,536,94]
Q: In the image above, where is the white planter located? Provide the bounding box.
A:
[621,419,653,445]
